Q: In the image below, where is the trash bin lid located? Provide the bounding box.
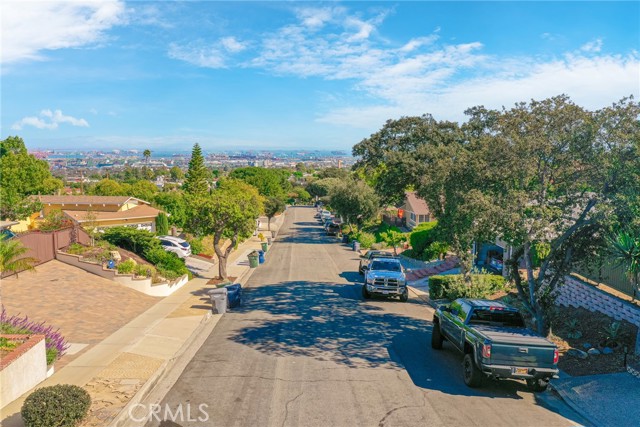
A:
[208,287,228,295]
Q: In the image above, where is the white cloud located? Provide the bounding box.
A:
[1,0,125,64]
[168,42,226,68]
[12,109,89,130]
[581,38,603,53]
[317,53,640,129]
[220,36,247,53]
[168,36,249,68]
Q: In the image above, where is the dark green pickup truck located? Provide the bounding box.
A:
[432,298,559,391]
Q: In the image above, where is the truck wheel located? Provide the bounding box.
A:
[431,324,443,349]
[399,288,409,302]
[462,353,483,388]
[526,378,549,392]
[362,285,370,299]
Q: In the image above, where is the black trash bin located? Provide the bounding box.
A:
[209,287,228,314]
[225,283,242,308]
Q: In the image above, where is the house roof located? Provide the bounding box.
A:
[36,195,151,206]
[63,204,162,223]
[404,191,430,215]
[0,220,19,229]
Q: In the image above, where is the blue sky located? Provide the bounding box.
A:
[2,1,639,152]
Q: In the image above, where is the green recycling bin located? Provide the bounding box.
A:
[261,242,268,252]
[248,251,259,268]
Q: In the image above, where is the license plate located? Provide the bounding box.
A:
[514,367,528,375]
[381,290,389,295]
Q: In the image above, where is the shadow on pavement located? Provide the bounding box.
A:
[230,280,536,400]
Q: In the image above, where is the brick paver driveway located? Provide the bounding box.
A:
[1,260,159,366]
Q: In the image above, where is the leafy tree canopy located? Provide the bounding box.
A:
[229,167,291,199]
[0,136,57,220]
[185,179,263,278]
[330,179,380,231]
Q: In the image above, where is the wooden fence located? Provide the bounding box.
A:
[2,227,91,278]
[574,260,637,298]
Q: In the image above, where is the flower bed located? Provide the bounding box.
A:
[0,308,68,365]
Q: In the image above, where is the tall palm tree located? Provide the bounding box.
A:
[143,149,152,164]
[609,230,640,299]
[0,236,38,277]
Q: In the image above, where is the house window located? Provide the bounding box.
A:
[410,212,416,221]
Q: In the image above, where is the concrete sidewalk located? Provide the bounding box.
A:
[550,371,640,427]
[0,212,287,427]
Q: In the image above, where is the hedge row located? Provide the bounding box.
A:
[101,227,189,279]
[429,274,506,300]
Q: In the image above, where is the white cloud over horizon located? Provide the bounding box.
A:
[1,0,126,64]
[165,6,638,129]
[12,109,90,130]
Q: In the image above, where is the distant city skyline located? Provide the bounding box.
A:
[2,1,639,151]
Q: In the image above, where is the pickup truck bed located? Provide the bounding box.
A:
[432,298,558,391]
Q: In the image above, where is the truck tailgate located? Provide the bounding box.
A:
[475,326,556,368]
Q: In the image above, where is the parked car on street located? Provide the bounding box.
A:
[431,299,559,391]
[157,236,192,258]
[358,250,395,274]
[326,223,341,236]
[362,257,408,302]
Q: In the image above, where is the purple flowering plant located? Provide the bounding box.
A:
[0,306,69,364]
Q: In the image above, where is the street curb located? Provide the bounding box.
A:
[109,210,288,426]
[546,382,595,427]
[110,312,222,427]
[408,285,435,308]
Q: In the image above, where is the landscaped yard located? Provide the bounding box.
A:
[0,260,159,368]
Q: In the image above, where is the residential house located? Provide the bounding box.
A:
[400,191,433,230]
[35,195,163,232]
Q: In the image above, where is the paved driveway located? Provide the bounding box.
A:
[147,207,587,427]
[1,260,159,366]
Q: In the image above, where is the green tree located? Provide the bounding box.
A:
[0,235,38,277]
[154,192,188,227]
[317,167,349,180]
[380,230,407,256]
[155,213,170,235]
[183,143,210,197]
[185,179,263,279]
[129,180,158,202]
[609,230,640,299]
[230,167,291,199]
[0,136,54,220]
[330,179,380,232]
[264,197,286,231]
[143,149,152,164]
[306,178,342,199]
[170,166,185,181]
[91,179,125,196]
[38,209,72,231]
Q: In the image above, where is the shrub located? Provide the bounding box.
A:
[101,227,159,256]
[189,237,204,255]
[135,263,156,278]
[66,243,85,255]
[116,259,136,274]
[354,231,376,249]
[21,384,91,427]
[155,213,169,236]
[422,241,449,261]
[0,308,68,364]
[429,274,506,300]
[409,221,438,255]
[144,247,189,278]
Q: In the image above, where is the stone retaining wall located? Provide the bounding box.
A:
[556,275,640,353]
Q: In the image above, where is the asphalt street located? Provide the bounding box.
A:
[146,206,587,427]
